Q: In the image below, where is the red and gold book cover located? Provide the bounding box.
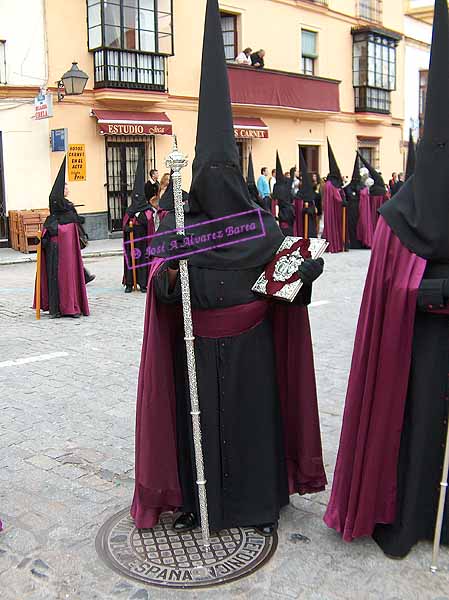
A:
[252,237,328,302]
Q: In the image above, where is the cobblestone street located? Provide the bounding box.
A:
[1,251,448,600]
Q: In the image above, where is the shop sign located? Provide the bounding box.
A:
[68,144,86,182]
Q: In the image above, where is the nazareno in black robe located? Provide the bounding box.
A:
[153,263,312,530]
[373,260,449,557]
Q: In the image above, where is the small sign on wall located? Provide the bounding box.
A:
[51,129,68,152]
[68,144,86,181]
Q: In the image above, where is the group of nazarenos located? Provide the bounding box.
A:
[29,0,449,567]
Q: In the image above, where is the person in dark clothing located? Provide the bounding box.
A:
[293,148,317,238]
[246,151,264,208]
[273,152,295,236]
[390,172,405,196]
[250,49,265,68]
[344,153,364,249]
[131,0,326,537]
[34,157,89,318]
[122,155,157,293]
[144,169,159,201]
[325,0,449,559]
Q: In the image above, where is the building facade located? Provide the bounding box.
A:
[1,0,410,241]
[0,0,50,245]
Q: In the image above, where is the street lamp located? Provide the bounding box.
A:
[57,62,89,102]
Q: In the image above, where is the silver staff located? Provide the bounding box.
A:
[165,135,211,548]
[430,420,449,572]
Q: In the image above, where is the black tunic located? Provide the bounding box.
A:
[345,186,363,250]
[373,262,449,557]
[123,211,152,289]
[154,265,311,531]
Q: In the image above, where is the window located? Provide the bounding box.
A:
[352,29,398,114]
[93,49,165,89]
[301,30,317,76]
[220,12,238,61]
[358,0,382,23]
[358,138,380,168]
[299,146,320,177]
[87,0,173,55]
[0,41,6,84]
[419,70,428,139]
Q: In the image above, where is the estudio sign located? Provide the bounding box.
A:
[98,121,172,136]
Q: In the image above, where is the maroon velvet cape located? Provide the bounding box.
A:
[356,187,374,249]
[371,193,389,228]
[324,217,426,541]
[34,223,89,316]
[131,259,327,529]
[122,209,155,235]
[322,180,345,253]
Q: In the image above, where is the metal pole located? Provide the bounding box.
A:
[342,205,347,252]
[129,221,138,291]
[430,419,449,573]
[165,135,210,548]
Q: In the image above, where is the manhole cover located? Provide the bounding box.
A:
[96,508,277,589]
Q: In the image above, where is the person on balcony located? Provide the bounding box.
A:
[250,49,265,68]
[235,47,252,65]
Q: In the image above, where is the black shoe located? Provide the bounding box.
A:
[49,312,61,319]
[125,285,133,293]
[173,512,197,533]
[85,273,96,284]
[254,522,277,537]
[69,314,81,319]
[140,287,147,293]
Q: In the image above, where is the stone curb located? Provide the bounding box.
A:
[0,249,123,266]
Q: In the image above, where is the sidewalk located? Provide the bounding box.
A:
[0,238,123,266]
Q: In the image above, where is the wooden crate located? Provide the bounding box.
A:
[15,209,49,253]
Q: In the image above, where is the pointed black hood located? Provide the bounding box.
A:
[327,139,343,188]
[357,152,386,196]
[158,174,189,211]
[49,157,67,214]
[380,0,449,260]
[273,151,295,225]
[246,152,260,204]
[126,155,152,216]
[151,0,283,269]
[350,153,362,190]
[298,148,315,204]
[405,129,416,181]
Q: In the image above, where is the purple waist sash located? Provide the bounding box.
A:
[192,300,269,339]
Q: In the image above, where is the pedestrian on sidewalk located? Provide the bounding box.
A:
[33,157,90,318]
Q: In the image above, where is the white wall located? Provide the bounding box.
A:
[404,16,431,139]
[1,102,51,211]
[0,0,47,87]
[0,0,51,213]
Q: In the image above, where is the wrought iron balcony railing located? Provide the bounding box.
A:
[93,48,167,92]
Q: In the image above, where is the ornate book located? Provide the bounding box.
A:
[252,237,328,302]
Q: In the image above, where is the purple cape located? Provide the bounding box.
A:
[34,223,89,316]
[356,187,374,248]
[131,260,327,528]
[371,193,389,228]
[322,180,345,253]
[324,218,426,541]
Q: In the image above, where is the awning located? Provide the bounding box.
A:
[233,117,269,139]
[91,109,172,136]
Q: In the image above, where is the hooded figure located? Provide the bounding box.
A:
[322,139,347,253]
[358,152,389,228]
[324,0,449,558]
[405,129,416,181]
[293,148,317,238]
[355,159,375,249]
[246,152,263,208]
[122,155,157,293]
[344,153,364,249]
[131,0,326,536]
[272,152,295,236]
[33,157,89,318]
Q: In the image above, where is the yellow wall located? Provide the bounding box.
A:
[38,0,406,217]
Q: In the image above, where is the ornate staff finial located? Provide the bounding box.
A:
[166,134,188,173]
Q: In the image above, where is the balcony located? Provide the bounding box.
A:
[93,48,167,92]
[405,0,434,23]
[227,65,340,114]
[357,0,383,23]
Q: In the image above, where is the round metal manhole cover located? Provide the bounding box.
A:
[96,508,277,589]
